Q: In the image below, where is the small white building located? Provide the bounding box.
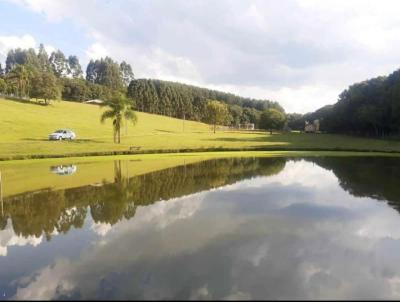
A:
[304,120,320,133]
[84,99,104,105]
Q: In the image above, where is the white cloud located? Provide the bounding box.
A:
[0,219,42,256]
[13,259,75,300]
[90,222,112,236]
[9,159,400,299]
[8,0,400,112]
[0,34,36,62]
[0,34,57,66]
[85,42,108,60]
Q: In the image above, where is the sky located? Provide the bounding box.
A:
[1,0,400,113]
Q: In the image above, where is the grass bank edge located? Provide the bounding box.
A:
[1,149,399,166]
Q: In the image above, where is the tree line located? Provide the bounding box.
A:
[1,157,286,239]
[0,44,286,130]
[0,44,134,104]
[288,68,400,137]
[127,78,284,127]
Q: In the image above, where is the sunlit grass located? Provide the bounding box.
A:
[1,98,400,161]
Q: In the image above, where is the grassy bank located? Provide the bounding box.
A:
[1,98,400,161]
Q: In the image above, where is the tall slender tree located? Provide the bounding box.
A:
[67,55,83,78]
[120,61,134,87]
[49,50,68,77]
[37,43,51,71]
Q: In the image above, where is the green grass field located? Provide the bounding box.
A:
[1,97,400,160]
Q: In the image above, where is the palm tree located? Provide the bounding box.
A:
[100,94,138,143]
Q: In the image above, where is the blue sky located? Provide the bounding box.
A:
[1,0,400,113]
[0,1,90,61]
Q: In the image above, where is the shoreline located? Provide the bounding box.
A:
[1,148,400,164]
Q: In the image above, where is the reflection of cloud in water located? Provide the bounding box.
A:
[90,222,112,237]
[0,220,42,256]
[12,160,400,299]
[14,259,75,300]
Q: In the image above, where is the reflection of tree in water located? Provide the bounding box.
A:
[1,157,286,239]
[90,160,136,225]
[310,157,400,211]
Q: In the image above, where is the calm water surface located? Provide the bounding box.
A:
[1,156,400,299]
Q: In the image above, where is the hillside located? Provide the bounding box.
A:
[2,98,400,160]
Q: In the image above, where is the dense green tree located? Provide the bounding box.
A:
[303,71,400,137]
[127,79,283,124]
[0,63,4,77]
[62,78,89,101]
[260,108,286,134]
[5,48,39,73]
[100,94,138,143]
[242,107,261,128]
[6,64,31,97]
[86,57,124,90]
[205,100,231,133]
[0,78,7,94]
[30,70,61,104]
[229,105,243,127]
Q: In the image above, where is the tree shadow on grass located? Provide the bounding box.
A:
[202,133,294,146]
[22,138,104,143]
[204,137,268,143]
[155,129,175,133]
[2,97,50,107]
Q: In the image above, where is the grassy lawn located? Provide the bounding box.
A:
[1,97,400,160]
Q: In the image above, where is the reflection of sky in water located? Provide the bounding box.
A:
[2,159,400,299]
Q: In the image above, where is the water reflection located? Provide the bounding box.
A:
[50,165,77,176]
[309,157,400,210]
[1,158,286,240]
[1,156,400,299]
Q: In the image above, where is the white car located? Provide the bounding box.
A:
[48,129,76,141]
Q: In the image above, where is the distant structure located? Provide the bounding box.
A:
[304,119,320,133]
[84,99,104,105]
[239,123,255,130]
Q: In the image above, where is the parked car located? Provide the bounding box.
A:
[48,129,76,141]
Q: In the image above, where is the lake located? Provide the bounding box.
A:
[1,155,400,299]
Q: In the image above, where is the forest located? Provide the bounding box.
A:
[0,45,284,128]
[288,68,400,137]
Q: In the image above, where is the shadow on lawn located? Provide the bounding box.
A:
[22,138,104,143]
[203,133,291,144]
[3,96,50,107]
[155,129,175,133]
